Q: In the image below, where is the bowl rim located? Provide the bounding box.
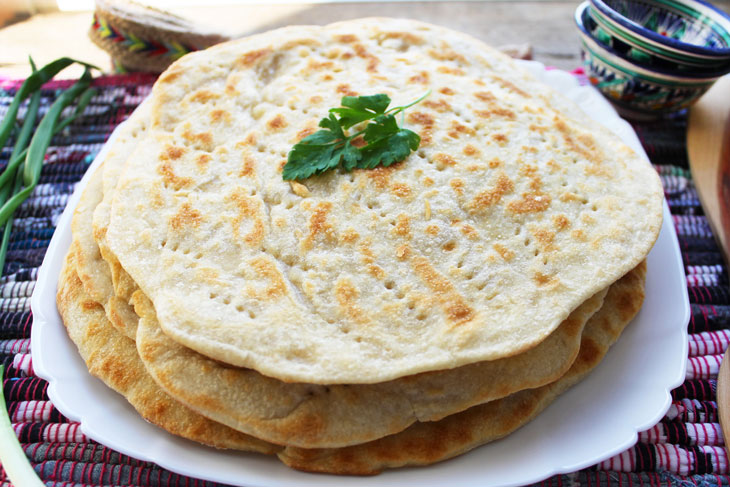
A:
[576,1,723,82]
[589,3,728,64]
[589,0,730,57]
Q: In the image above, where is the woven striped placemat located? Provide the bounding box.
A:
[0,72,724,487]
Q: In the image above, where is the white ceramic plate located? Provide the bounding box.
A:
[31,61,689,487]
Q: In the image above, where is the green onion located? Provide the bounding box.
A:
[0,68,93,227]
[0,79,41,274]
[0,58,96,486]
[0,57,96,151]
[0,365,45,486]
[0,85,96,193]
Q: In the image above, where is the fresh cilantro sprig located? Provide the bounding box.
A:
[283,91,430,181]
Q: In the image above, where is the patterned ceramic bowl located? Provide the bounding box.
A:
[575,1,722,118]
[580,2,730,72]
[589,0,730,66]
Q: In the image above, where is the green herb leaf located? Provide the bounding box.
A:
[283,91,429,181]
[330,94,391,129]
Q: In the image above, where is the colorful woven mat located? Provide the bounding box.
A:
[0,72,723,487]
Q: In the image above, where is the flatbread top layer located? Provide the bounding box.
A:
[107,17,663,383]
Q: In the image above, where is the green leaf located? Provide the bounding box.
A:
[342,94,391,114]
[331,94,391,129]
[362,113,401,142]
[341,142,361,171]
[358,128,420,169]
[318,113,346,139]
[283,129,344,180]
[283,91,428,181]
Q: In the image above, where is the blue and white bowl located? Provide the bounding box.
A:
[580,2,730,72]
[575,1,723,118]
[589,0,730,66]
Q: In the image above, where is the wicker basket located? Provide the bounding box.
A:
[89,0,229,73]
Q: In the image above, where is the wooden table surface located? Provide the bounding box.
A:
[9,0,730,79]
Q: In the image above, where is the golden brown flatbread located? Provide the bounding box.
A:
[278,262,647,474]
[56,250,279,454]
[106,18,663,384]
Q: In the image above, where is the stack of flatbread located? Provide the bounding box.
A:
[57,18,663,475]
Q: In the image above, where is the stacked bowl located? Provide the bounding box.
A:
[575,0,730,119]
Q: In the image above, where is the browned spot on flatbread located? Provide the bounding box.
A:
[245,132,257,146]
[448,121,475,139]
[396,244,410,260]
[382,31,424,45]
[572,229,587,241]
[560,192,583,203]
[367,164,400,189]
[297,125,317,141]
[340,228,359,244]
[409,71,429,84]
[391,182,412,198]
[182,129,214,152]
[434,153,457,167]
[554,116,602,165]
[393,214,410,238]
[305,202,336,249]
[439,87,455,95]
[410,254,475,325]
[163,145,186,160]
[306,59,334,71]
[170,203,202,230]
[267,114,288,131]
[408,112,435,126]
[474,91,497,102]
[476,108,516,120]
[238,49,271,67]
[336,34,358,43]
[463,144,479,156]
[82,299,103,312]
[190,90,220,103]
[424,99,452,113]
[450,178,465,196]
[507,190,551,214]
[158,160,193,191]
[240,153,256,178]
[336,84,358,97]
[335,278,368,324]
[467,173,514,213]
[248,256,287,299]
[158,65,184,84]
[492,75,530,97]
[429,46,468,64]
[437,66,465,76]
[492,133,508,145]
[553,214,570,230]
[196,154,212,170]
[460,224,479,240]
[493,243,514,261]
[226,189,264,247]
[531,227,556,251]
[533,271,559,288]
[359,239,385,279]
[210,109,231,124]
[353,43,379,72]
